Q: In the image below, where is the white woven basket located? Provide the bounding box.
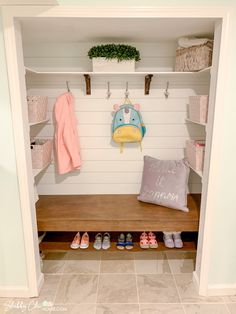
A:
[186,140,205,172]
[188,95,209,123]
[27,96,48,123]
[31,139,53,169]
[175,41,213,72]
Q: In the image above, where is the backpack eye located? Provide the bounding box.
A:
[119,118,122,121]
[132,118,135,121]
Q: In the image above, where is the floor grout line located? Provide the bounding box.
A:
[94,253,102,313]
[133,255,141,314]
[224,302,232,314]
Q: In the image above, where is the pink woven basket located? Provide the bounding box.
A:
[188,95,209,124]
[186,140,205,172]
[31,139,53,169]
[27,96,48,123]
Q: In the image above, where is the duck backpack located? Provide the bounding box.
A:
[112,102,146,152]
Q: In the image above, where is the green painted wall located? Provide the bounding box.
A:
[0,8,27,287]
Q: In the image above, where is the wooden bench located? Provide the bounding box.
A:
[36,194,200,232]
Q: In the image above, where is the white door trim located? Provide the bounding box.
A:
[1,5,231,297]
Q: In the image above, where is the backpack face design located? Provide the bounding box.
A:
[112,104,146,144]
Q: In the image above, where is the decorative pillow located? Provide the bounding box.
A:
[138,156,190,212]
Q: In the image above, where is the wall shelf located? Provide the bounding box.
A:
[29,119,49,127]
[25,66,211,76]
[33,161,51,178]
[189,165,203,179]
[186,118,207,127]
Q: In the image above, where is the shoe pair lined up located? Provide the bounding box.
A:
[163,231,183,248]
[116,233,133,250]
[140,231,158,249]
[93,232,111,250]
[70,232,89,249]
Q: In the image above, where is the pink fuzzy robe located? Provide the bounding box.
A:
[54,92,81,174]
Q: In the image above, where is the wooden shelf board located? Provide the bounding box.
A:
[186,118,207,127]
[40,241,197,252]
[36,194,201,232]
[33,161,51,177]
[29,119,49,127]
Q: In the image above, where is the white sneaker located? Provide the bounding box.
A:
[102,232,111,250]
[163,232,174,248]
[173,232,183,248]
[93,233,102,250]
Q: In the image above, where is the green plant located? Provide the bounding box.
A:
[88,44,141,62]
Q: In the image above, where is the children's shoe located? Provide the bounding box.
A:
[93,233,102,250]
[148,231,158,249]
[80,232,89,249]
[125,233,133,250]
[163,232,174,249]
[173,232,183,248]
[70,232,81,249]
[116,233,126,250]
[102,232,111,250]
[140,232,149,249]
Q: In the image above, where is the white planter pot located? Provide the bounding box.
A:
[92,57,135,72]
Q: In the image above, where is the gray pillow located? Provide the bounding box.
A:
[138,156,190,212]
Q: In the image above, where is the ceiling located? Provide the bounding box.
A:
[20,17,216,43]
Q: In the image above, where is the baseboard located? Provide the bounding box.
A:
[207,283,236,296]
[193,271,236,296]
[0,285,29,298]
[0,273,44,298]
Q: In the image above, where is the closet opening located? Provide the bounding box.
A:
[5,9,226,297]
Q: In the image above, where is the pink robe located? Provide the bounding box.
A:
[54,92,81,174]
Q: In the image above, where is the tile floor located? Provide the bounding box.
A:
[0,250,235,314]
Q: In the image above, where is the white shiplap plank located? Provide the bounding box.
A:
[46,111,188,125]
[46,97,189,112]
[37,183,201,195]
[23,42,177,58]
[30,123,206,138]
[37,169,201,185]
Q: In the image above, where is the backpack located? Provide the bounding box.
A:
[112,102,146,152]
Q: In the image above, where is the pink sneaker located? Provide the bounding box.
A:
[80,232,89,249]
[70,232,80,249]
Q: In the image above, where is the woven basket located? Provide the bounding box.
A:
[31,139,53,169]
[186,140,205,172]
[175,41,213,72]
[188,95,209,123]
[27,96,48,123]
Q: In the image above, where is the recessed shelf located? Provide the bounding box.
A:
[33,161,51,177]
[189,165,203,179]
[186,118,207,127]
[29,119,49,127]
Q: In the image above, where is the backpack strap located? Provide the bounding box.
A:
[139,141,142,152]
[120,142,124,153]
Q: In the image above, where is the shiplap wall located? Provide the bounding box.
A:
[24,42,209,195]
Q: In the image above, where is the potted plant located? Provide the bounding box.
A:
[88,44,140,72]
